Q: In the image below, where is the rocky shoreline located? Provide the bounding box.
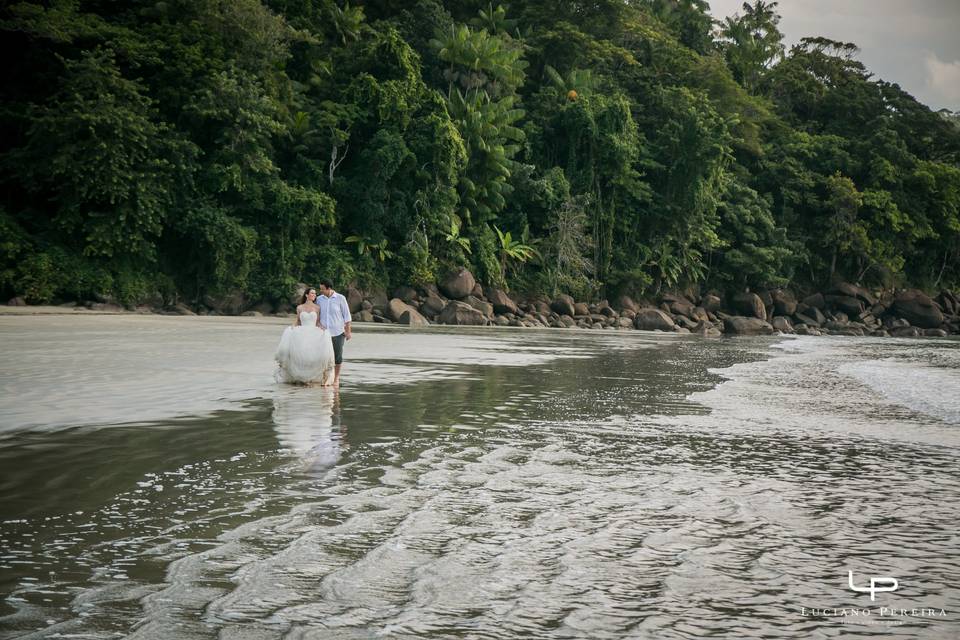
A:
[6,268,959,339]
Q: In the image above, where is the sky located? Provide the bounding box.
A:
[707,0,960,111]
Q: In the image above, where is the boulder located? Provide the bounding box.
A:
[387,298,414,322]
[893,290,944,329]
[421,293,446,317]
[486,288,518,315]
[890,325,920,338]
[465,295,494,318]
[689,306,709,323]
[493,315,510,326]
[551,294,576,317]
[802,293,826,310]
[937,290,957,315]
[7,296,27,306]
[633,308,677,332]
[924,328,948,338]
[614,295,639,312]
[825,294,864,316]
[794,312,820,327]
[574,302,590,316]
[438,268,476,300]
[732,292,766,319]
[438,300,486,325]
[693,320,722,338]
[723,316,775,335]
[772,316,795,334]
[399,308,429,326]
[346,287,364,313]
[471,283,484,298]
[393,286,418,304]
[828,282,876,306]
[171,303,197,316]
[559,314,577,328]
[367,289,389,311]
[353,310,374,322]
[771,289,798,316]
[664,296,695,318]
[202,291,245,315]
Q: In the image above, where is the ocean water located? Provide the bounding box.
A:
[0,316,958,639]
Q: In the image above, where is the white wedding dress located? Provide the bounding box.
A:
[275,311,335,384]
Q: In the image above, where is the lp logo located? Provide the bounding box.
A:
[848,571,899,601]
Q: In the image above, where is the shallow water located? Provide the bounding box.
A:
[1,316,959,638]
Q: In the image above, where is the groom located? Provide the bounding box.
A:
[317,280,352,387]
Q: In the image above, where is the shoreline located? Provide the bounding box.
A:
[3,304,957,341]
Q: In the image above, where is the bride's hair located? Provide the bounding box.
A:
[300,288,317,304]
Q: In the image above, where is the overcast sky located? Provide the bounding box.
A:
[707,0,960,111]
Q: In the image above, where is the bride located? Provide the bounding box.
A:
[275,287,336,385]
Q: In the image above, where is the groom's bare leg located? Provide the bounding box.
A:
[333,364,342,387]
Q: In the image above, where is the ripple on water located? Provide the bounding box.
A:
[1,325,959,638]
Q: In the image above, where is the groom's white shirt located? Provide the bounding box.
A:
[318,291,351,337]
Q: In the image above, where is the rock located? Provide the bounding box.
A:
[387,298,414,322]
[825,294,864,316]
[669,299,697,318]
[171,303,197,316]
[893,290,944,329]
[890,325,920,338]
[937,290,957,315]
[828,282,877,306]
[802,293,826,310]
[420,293,446,318]
[367,290,389,313]
[7,297,26,306]
[354,310,374,322]
[465,295,494,318]
[360,299,373,311]
[771,289,798,316]
[493,315,510,326]
[795,324,821,336]
[689,306,709,323]
[399,308,429,326]
[202,291,246,315]
[550,295,576,317]
[471,283,484,298]
[723,316,775,335]
[924,328,948,337]
[346,287,364,313]
[828,325,865,336]
[633,308,677,332]
[701,294,722,313]
[438,268,476,300]
[772,316,795,334]
[599,305,617,318]
[614,295,639,312]
[438,300,487,325]
[486,288,518,315]
[617,317,633,329]
[392,286,418,304]
[574,302,590,316]
[89,302,125,313]
[241,310,262,317]
[732,292,766,319]
[693,320,722,338]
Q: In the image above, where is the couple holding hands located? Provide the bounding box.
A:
[275,281,352,387]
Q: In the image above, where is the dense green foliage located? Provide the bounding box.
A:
[2,0,959,306]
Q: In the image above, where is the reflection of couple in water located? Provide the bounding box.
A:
[272,386,347,475]
[275,281,352,387]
